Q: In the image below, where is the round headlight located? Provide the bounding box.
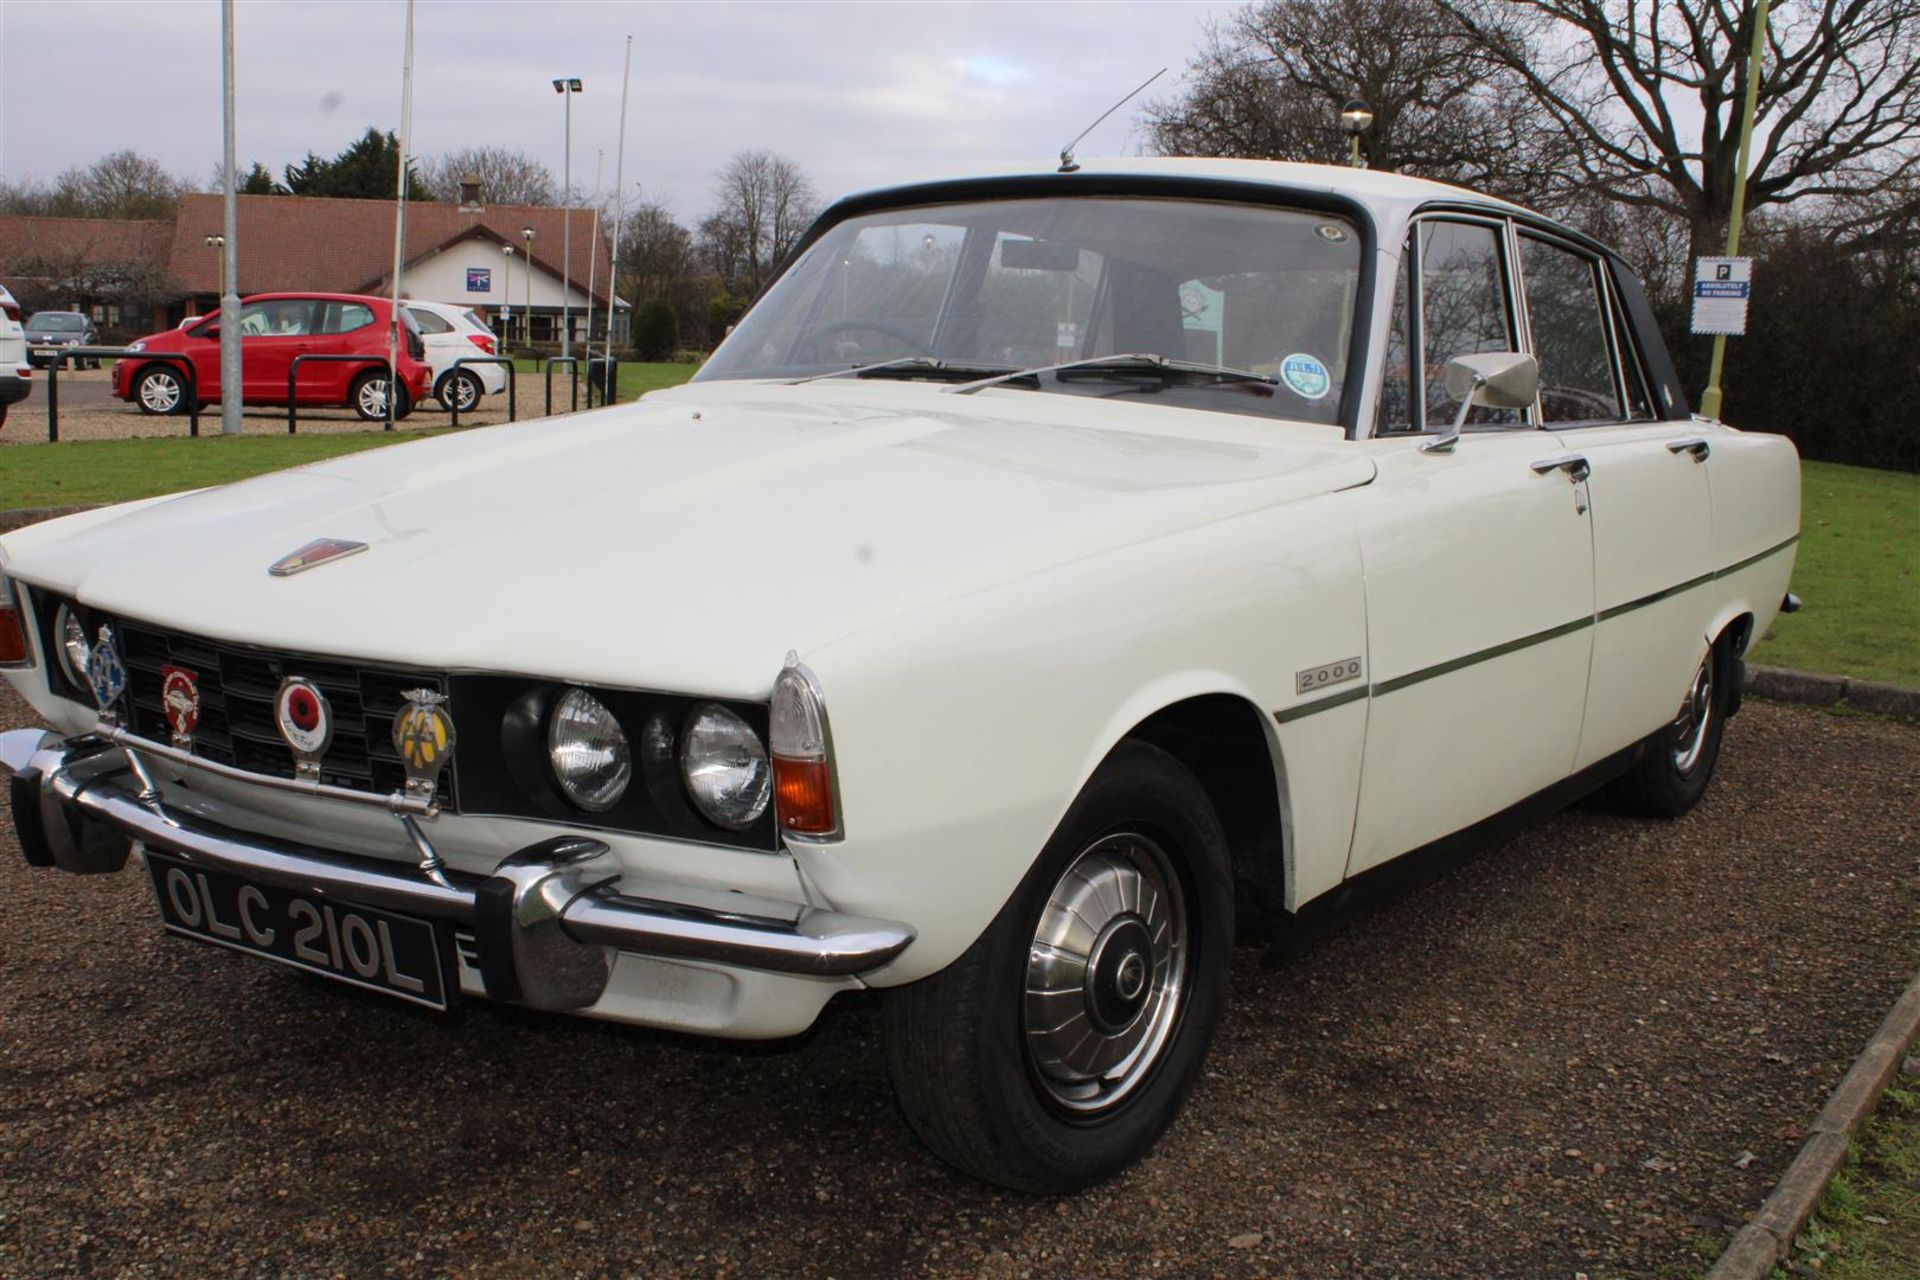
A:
[56,604,91,686]
[680,703,771,830]
[547,688,631,811]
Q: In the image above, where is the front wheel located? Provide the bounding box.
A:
[350,371,412,422]
[133,365,187,415]
[1606,638,1733,817]
[884,739,1232,1192]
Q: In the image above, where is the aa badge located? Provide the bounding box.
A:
[393,688,456,803]
[160,663,200,747]
[274,676,333,778]
[86,624,127,719]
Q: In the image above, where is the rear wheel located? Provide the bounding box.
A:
[134,365,187,415]
[885,740,1232,1192]
[1607,638,1732,817]
[350,371,412,422]
[435,369,482,413]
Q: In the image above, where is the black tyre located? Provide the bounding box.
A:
[435,369,483,414]
[884,739,1233,1193]
[1607,637,1733,818]
[349,371,412,423]
[133,365,188,416]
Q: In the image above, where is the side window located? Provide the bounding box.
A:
[237,299,314,338]
[318,302,376,335]
[1419,221,1519,427]
[1375,248,1414,433]
[1519,237,1622,424]
[1604,272,1655,420]
[407,307,453,334]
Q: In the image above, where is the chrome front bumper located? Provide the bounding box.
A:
[0,727,913,1013]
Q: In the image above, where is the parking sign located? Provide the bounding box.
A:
[1690,257,1752,335]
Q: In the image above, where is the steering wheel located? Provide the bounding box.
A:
[800,319,934,362]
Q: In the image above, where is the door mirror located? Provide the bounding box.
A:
[1422,351,1539,454]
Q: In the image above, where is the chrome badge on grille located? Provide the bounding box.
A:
[393,689,456,804]
[268,537,368,577]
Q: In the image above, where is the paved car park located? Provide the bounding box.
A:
[0,682,1913,1277]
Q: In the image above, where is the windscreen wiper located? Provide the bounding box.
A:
[788,357,1020,385]
[946,352,1279,396]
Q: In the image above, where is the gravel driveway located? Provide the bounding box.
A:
[1,682,1914,1278]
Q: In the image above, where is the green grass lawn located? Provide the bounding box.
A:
[1749,460,1919,688]
[1773,1086,1920,1279]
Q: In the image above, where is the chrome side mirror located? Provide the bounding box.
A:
[1420,351,1539,454]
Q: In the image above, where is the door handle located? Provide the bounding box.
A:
[1531,453,1590,482]
[1666,437,1711,460]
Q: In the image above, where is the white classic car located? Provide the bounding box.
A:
[0,159,1799,1192]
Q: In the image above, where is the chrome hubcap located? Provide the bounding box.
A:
[1024,832,1187,1116]
[1671,656,1714,773]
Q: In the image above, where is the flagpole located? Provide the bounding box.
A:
[585,147,603,366]
[385,0,416,431]
[604,35,632,396]
[219,0,242,435]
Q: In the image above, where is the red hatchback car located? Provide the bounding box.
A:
[114,293,434,421]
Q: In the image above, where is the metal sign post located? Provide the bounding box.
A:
[219,0,242,436]
[1697,0,1772,421]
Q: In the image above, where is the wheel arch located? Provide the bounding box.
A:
[1120,692,1289,944]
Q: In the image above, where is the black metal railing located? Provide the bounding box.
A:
[446,355,517,429]
[34,346,200,442]
[543,355,580,417]
[286,354,391,434]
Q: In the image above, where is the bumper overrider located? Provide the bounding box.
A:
[0,726,913,1013]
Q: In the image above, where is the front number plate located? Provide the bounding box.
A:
[144,851,450,1010]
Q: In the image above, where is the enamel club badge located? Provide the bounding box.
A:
[160,663,200,747]
[86,624,127,718]
[274,676,333,778]
[393,688,456,803]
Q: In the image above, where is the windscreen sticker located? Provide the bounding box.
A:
[1280,353,1331,400]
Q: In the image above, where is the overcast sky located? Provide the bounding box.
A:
[0,0,1230,219]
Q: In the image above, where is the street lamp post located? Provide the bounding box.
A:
[552,77,583,360]
[522,225,535,345]
[1340,99,1375,169]
[501,244,515,346]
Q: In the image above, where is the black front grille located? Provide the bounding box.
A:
[113,617,458,810]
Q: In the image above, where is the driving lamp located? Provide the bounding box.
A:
[680,703,771,830]
[770,660,837,837]
[547,687,632,811]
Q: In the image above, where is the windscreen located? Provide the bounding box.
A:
[696,196,1365,424]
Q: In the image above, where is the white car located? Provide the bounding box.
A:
[0,285,31,428]
[0,159,1799,1192]
[403,299,506,413]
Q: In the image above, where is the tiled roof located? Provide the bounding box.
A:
[169,193,609,302]
[0,215,176,273]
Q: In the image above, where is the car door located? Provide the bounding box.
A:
[238,298,319,402]
[311,300,380,403]
[1510,233,1718,770]
[1345,216,1596,875]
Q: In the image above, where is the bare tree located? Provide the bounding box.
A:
[422,147,558,206]
[1142,0,1562,204]
[3,151,187,219]
[618,199,697,303]
[708,150,819,295]
[1439,0,1920,256]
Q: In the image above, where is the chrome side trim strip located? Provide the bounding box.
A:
[1271,535,1799,723]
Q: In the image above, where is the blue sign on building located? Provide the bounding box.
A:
[466,267,491,293]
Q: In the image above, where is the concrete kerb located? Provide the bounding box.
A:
[1746,663,1920,720]
[1706,970,1920,1279]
